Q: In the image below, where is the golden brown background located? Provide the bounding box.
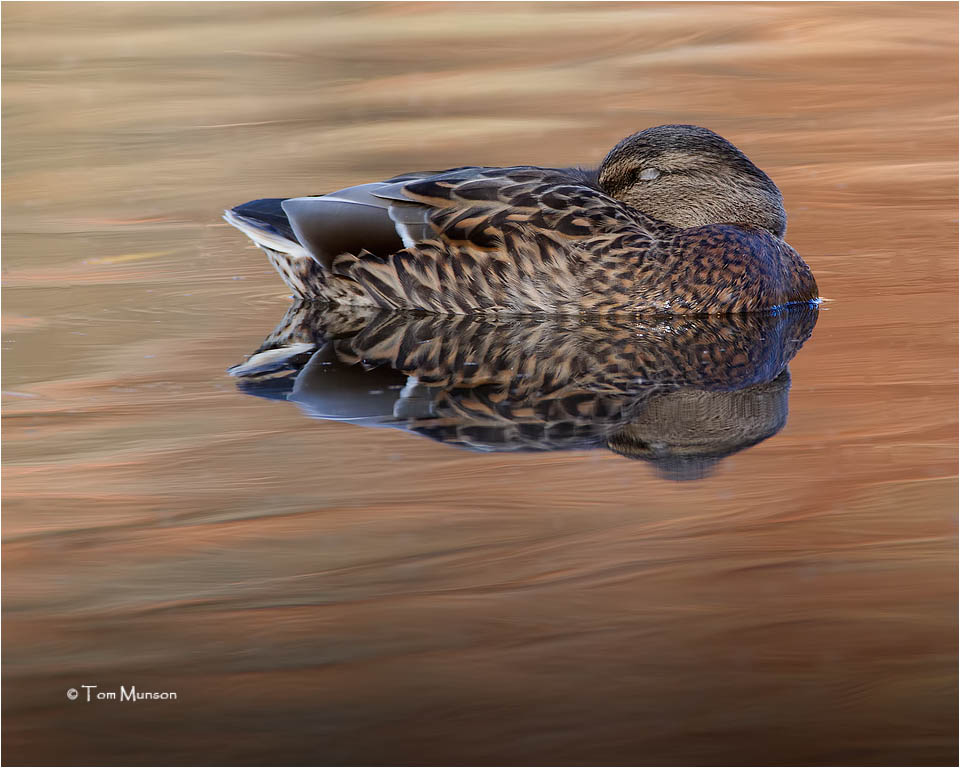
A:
[3,2,957,765]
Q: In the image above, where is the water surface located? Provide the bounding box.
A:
[3,3,957,765]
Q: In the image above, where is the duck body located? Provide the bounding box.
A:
[225,125,818,315]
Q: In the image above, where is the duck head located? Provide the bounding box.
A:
[598,125,788,237]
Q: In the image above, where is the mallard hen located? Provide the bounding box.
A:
[229,303,819,478]
[225,125,818,314]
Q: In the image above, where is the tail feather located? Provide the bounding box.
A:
[230,198,297,241]
[223,206,308,258]
[223,207,320,300]
[225,205,371,304]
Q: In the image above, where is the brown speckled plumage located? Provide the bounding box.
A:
[229,303,818,477]
[226,125,818,315]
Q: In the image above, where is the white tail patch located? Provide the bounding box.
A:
[222,209,313,260]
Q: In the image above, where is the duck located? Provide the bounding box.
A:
[224,124,818,315]
[228,302,819,479]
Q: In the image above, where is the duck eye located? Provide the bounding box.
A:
[638,168,661,182]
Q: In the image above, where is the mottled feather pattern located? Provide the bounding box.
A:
[331,167,663,313]
[231,304,817,460]
[321,305,817,394]
[228,126,819,314]
[262,246,364,303]
[318,166,813,314]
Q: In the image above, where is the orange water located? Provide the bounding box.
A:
[3,3,957,765]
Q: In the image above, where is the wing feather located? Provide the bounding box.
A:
[287,165,663,312]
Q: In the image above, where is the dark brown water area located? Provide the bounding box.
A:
[2,3,957,765]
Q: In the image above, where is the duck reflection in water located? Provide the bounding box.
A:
[229,304,818,481]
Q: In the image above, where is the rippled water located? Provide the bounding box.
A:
[3,3,957,765]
